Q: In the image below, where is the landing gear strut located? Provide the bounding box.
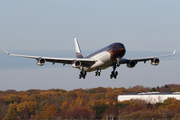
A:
[110,65,118,79]
[95,69,101,76]
[79,66,87,79]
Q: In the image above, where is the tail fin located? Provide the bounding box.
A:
[74,38,83,58]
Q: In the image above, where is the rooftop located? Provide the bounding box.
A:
[120,92,180,96]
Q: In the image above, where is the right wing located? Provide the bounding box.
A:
[119,50,176,64]
[4,50,97,66]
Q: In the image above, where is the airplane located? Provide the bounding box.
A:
[4,38,176,79]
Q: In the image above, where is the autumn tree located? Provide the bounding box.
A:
[60,108,95,119]
[0,97,8,119]
[172,113,180,120]
[3,85,180,119]
[17,101,37,119]
[5,102,18,120]
[6,95,20,104]
[60,99,69,111]
[42,103,58,120]
[101,106,118,119]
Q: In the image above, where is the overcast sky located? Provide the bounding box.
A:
[0,0,180,91]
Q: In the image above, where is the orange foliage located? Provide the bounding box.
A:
[1,85,180,119]
[17,101,37,115]
[42,103,58,119]
[60,100,69,110]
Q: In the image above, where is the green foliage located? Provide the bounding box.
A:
[165,84,169,88]
[151,87,156,92]
[164,97,177,105]
[147,102,153,109]
[38,97,52,111]
[92,103,108,119]
[115,102,130,109]
[156,102,164,108]
[7,95,20,104]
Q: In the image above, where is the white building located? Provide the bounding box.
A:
[118,92,180,103]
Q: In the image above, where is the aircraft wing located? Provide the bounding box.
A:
[119,50,176,64]
[4,50,96,66]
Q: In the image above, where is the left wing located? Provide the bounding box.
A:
[4,50,96,66]
[119,50,176,66]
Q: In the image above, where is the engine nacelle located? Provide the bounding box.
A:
[151,58,160,66]
[72,61,81,68]
[127,60,137,68]
[37,58,46,66]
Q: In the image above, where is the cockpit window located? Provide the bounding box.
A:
[114,44,124,48]
[115,45,120,48]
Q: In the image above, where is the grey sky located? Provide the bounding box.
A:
[0,0,180,91]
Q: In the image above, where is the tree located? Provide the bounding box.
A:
[17,101,37,119]
[151,87,156,92]
[60,100,69,111]
[164,98,176,105]
[60,108,95,119]
[101,106,118,119]
[172,113,180,120]
[42,103,58,120]
[92,103,108,119]
[0,97,8,119]
[165,84,169,88]
[105,92,117,101]
[7,95,20,104]
[5,102,18,120]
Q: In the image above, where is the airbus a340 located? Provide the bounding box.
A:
[4,38,176,79]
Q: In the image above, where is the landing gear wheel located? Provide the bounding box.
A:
[79,75,81,79]
[95,69,101,76]
[110,75,113,79]
[111,71,114,75]
[115,71,118,75]
[98,72,100,76]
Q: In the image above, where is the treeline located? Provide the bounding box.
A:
[0,84,180,120]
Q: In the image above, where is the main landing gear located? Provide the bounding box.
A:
[110,65,118,79]
[95,69,101,76]
[79,66,87,79]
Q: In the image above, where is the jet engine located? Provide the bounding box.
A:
[151,58,160,66]
[72,60,81,68]
[127,60,137,68]
[37,58,46,66]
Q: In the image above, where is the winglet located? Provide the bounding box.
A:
[173,50,176,55]
[4,50,10,55]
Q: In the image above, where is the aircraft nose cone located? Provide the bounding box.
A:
[110,43,126,60]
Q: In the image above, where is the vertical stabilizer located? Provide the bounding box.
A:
[74,38,83,58]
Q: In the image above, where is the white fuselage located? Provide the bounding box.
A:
[80,51,111,72]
